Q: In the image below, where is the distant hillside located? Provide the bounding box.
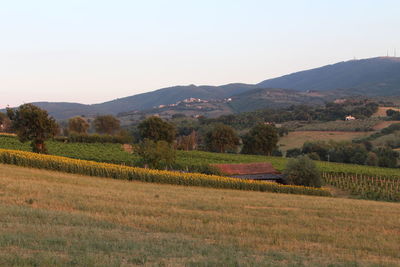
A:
[92,83,256,114]
[12,57,400,120]
[258,57,400,96]
[30,83,256,120]
[117,88,342,124]
[30,102,104,120]
[228,88,335,112]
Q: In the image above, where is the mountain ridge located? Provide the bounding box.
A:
[5,57,400,119]
[258,57,400,95]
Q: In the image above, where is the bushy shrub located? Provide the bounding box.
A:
[386,109,400,120]
[365,152,378,166]
[375,147,399,168]
[307,152,321,161]
[271,149,283,157]
[283,156,322,188]
[286,148,302,158]
[137,139,176,169]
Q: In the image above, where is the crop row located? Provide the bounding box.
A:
[1,134,399,178]
[0,149,331,197]
[323,172,400,202]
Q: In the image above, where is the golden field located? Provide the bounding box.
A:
[278,131,371,151]
[0,164,399,266]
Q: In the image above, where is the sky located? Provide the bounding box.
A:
[0,0,399,108]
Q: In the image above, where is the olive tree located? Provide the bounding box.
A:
[241,123,278,155]
[68,116,90,134]
[93,115,120,135]
[204,123,239,153]
[138,116,176,144]
[7,104,59,153]
[0,112,11,132]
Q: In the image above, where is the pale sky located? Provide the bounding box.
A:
[1,0,399,108]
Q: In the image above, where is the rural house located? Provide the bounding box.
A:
[212,162,285,183]
[345,115,356,121]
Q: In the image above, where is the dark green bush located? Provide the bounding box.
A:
[137,139,176,169]
[284,156,322,188]
[286,148,302,158]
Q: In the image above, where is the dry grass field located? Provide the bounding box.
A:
[0,164,399,266]
[278,131,372,151]
[373,121,400,130]
[372,107,400,117]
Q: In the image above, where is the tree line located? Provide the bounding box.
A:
[197,100,379,130]
[1,104,129,153]
[286,140,399,168]
[2,103,397,170]
[1,104,280,169]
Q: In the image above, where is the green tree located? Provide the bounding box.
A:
[6,104,59,153]
[365,152,378,166]
[241,123,278,155]
[286,148,302,158]
[375,147,399,168]
[177,131,197,151]
[283,156,322,188]
[137,139,176,169]
[204,123,239,153]
[93,115,120,135]
[138,116,176,144]
[0,112,11,132]
[68,116,89,134]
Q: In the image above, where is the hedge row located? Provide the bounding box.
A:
[54,132,132,144]
[0,149,331,197]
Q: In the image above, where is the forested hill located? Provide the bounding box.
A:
[91,83,257,114]
[27,84,257,119]
[6,57,400,119]
[258,57,400,96]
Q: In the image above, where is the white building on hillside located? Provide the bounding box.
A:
[345,115,356,121]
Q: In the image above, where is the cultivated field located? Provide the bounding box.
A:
[372,107,400,117]
[296,119,380,132]
[2,135,400,179]
[278,131,371,151]
[373,121,400,130]
[0,164,399,266]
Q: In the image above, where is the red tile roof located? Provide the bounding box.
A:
[212,162,280,175]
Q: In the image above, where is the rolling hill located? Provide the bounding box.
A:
[258,57,400,95]
[30,83,257,119]
[228,88,335,112]
[117,88,341,123]
[6,57,400,119]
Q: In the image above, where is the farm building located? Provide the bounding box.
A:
[212,162,285,182]
[345,115,356,121]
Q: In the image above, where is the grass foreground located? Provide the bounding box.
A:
[0,164,399,266]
